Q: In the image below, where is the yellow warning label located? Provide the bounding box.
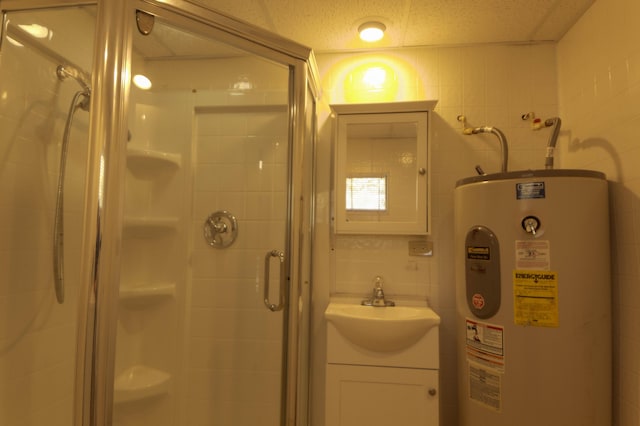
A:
[513,270,559,327]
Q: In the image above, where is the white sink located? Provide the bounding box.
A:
[325,302,440,352]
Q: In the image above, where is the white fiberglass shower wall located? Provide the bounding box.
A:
[0,5,95,425]
[0,1,317,426]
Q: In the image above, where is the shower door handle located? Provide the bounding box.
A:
[264,249,285,312]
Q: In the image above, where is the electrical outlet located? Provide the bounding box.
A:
[409,240,433,256]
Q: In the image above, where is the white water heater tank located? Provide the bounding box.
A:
[454,169,611,426]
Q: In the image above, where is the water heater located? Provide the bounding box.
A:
[454,169,611,426]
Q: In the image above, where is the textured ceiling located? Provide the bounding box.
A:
[192,0,595,52]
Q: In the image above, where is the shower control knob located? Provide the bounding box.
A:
[204,210,238,248]
[522,216,540,236]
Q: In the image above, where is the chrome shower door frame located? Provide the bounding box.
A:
[80,1,318,425]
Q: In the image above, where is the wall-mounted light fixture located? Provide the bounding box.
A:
[358,21,386,42]
[362,66,387,92]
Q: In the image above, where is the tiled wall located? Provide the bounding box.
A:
[0,7,94,426]
[313,43,559,426]
[557,0,640,424]
[187,105,289,426]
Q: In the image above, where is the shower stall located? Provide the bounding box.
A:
[0,1,318,425]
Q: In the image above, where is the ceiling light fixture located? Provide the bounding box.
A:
[133,74,152,90]
[358,21,386,42]
[229,75,254,95]
[18,23,52,39]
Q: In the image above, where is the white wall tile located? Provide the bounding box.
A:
[557,0,640,424]
[186,103,290,424]
[315,41,559,426]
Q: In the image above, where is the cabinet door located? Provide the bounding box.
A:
[326,364,438,426]
[333,109,430,235]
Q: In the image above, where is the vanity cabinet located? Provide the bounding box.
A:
[331,101,437,235]
[325,364,439,426]
[325,302,440,425]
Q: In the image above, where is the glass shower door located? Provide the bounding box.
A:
[113,9,294,426]
[0,5,95,426]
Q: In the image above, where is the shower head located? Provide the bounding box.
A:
[56,64,91,95]
[57,65,91,111]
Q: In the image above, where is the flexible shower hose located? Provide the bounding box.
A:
[53,89,90,304]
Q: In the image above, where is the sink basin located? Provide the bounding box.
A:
[325,302,440,352]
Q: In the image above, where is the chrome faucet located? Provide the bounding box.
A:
[361,276,395,307]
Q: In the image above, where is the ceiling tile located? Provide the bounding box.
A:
[181,0,595,51]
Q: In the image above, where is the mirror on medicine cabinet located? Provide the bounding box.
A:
[331,101,437,235]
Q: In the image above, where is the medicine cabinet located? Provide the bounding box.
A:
[331,101,436,235]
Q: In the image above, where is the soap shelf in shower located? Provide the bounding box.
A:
[126,146,181,172]
[120,282,176,307]
[123,216,179,238]
[113,365,171,404]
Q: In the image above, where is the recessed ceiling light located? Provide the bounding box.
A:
[133,74,152,90]
[18,23,51,39]
[358,21,386,42]
[6,36,23,47]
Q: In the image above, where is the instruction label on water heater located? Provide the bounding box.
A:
[468,362,502,412]
[515,181,546,199]
[513,270,559,327]
[515,240,550,270]
[465,320,504,411]
[465,319,505,372]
